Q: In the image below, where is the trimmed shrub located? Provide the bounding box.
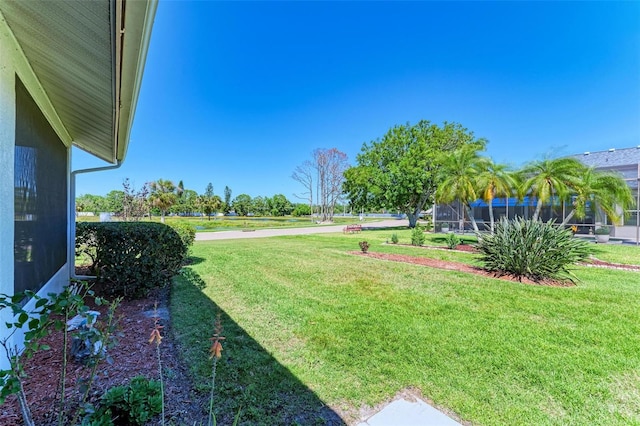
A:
[411,226,425,246]
[445,232,460,249]
[168,222,196,252]
[76,222,192,298]
[76,223,99,270]
[476,217,592,282]
[390,233,399,244]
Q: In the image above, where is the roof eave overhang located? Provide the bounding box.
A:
[115,0,157,163]
[0,0,157,164]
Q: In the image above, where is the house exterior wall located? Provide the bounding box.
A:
[0,11,18,372]
[0,12,69,370]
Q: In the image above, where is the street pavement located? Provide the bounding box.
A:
[195,219,409,241]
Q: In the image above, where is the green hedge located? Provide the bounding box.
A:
[76,222,195,298]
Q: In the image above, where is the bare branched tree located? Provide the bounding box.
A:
[122,178,149,221]
[292,161,314,221]
[315,148,349,222]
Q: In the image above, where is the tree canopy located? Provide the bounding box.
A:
[232,194,253,216]
[344,120,485,227]
[268,194,294,216]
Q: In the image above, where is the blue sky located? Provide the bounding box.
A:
[74,1,640,200]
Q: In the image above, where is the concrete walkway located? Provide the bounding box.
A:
[195,219,409,241]
[195,219,463,425]
[357,396,462,426]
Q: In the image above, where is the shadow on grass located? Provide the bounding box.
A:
[361,225,409,231]
[185,256,207,266]
[171,268,346,426]
[430,235,477,245]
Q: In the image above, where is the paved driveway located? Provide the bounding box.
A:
[195,219,410,241]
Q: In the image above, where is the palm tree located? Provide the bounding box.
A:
[560,167,634,226]
[149,179,177,223]
[437,144,488,232]
[200,194,222,220]
[519,157,584,221]
[476,160,517,233]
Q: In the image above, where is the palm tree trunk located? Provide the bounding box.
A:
[488,198,495,234]
[560,209,576,226]
[465,204,479,233]
[533,199,543,221]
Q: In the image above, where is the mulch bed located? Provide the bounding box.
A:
[351,249,575,287]
[0,286,207,426]
[583,258,640,271]
[3,249,636,425]
[358,245,640,285]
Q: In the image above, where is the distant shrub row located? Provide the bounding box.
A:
[76,222,195,298]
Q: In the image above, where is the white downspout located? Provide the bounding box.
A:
[69,0,124,281]
[68,159,123,281]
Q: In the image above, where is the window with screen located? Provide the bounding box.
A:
[14,78,68,295]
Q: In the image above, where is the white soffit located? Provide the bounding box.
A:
[0,0,156,163]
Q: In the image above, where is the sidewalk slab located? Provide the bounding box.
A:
[357,397,462,426]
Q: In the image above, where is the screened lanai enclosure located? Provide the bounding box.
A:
[434,146,640,240]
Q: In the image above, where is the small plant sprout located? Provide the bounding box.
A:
[359,241,370,253]
[445,232,461,250]
[149,301,165,426]
[411,226,425,246]
[208,313,226,426]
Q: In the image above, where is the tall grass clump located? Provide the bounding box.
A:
[476,217,592,282]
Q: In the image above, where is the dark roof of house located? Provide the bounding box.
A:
[572,147,640,168]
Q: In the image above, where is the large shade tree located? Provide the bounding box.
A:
[232,194,253,216]
[344,120,484,227]
[268,194,293,216]
[252,196,269,216]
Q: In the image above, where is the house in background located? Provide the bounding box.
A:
[0,1,157,369]
[571,147,640,239]
[435,146,640,240]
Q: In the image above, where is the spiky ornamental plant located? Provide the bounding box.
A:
[476,217,592,282]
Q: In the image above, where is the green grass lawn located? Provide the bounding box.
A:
[170,230,640,425]
[590,242,640,265]
[78,214,380,231]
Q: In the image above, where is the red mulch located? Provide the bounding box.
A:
[351,249,575,287]
[0,287,207,426]
[586,258,640,271]
[354,245,640,286]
